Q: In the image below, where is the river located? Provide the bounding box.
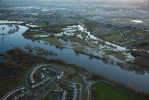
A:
[0,21,149,92]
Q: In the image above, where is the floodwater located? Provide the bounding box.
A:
[0,21,149,92]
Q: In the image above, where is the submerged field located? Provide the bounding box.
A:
[25,22,135,63]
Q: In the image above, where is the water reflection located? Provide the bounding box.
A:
[0,24,20,43]
[74,51,80,56]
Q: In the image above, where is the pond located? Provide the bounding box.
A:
[0,21,149,92]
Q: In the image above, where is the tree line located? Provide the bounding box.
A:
[131,50,149,68]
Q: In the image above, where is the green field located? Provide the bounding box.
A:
[47,72,56,78]
[109,18,130,23]
[135,32,147,36]
[104,50,126,60]
[43,91,52,100]
[95,82,145,100]
[76,84,81,89]
[41,37,63,47]
[29,31,48,37]
[37,22,47,27]
[73,76,82,83]
[82,20,99,31]
[83,92,88,100]
[70,38,88,46]
[30,31,43,35]
[47,22,78,33]
[74,47,85,52]
[51,93,60,100]
[103,34,122,42]
[0,77,18,97]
